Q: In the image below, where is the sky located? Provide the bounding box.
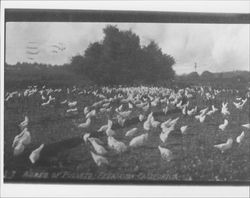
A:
[6,22,249,75]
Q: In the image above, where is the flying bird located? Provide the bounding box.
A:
[26,46,38,50]
[26,51,39,55]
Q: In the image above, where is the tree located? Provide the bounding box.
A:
[70,55,85,73]
[201,70,213,80]
[69,25,176,85]
[187,72,200,80]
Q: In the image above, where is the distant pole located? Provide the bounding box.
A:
[194,62,197,72]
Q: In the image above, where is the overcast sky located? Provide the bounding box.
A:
[6,22,249,74]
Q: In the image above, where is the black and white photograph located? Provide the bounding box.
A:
[1,1,250,197]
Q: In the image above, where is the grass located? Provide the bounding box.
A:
[3,85,250,183]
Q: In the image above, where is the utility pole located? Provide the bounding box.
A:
[194,62,197,72]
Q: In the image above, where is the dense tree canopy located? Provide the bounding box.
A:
[201,71,213,80]
[70,25,176,85]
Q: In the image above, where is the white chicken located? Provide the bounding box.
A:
[13,128,31,148]
[86,109,96,119]
[117,116,126,127]
[187,106,197,116]
[98,124,109,132]
[199,107,209,115]
[78,118,91,129]
[158,146,173,162]
[236,131,245,144]
[242,123,250,129]
[160,126,174,143]
[41,99,51,106]
[150,116,161,128]
[117,104,123,111]
[105,121,116,136]
[206,109,214,116]
[221,102,230,116]
[139,114,145,122]
[12,129,25,148]
[160,118,172,129]
[108,136,127,153]
[162,106,169,114]
[83,133,90,143]
[195,114,206,123]
[180,125,188,135]
[125,128,138,137]
[233,101,244,110]
[214,138,233,153]
[129,133,148,148]
[19,116,29,130]
[212,105,218,113]
[90,151,108,166]
[118,110,132,119]
[29,144,44,164]
[60,100,67,104]
[169,117,179,127]
[68,101,77,108]
[143,113,153,131]
[84,106,90,115]
[128,102,133,109]
[66,108,78,113]
[89,138,107,155]
[142,103,150,112]
[13,142,25,156]
[19,128,31,146]
[219,119,228,131]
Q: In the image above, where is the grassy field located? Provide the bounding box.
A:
[3,85,250,184]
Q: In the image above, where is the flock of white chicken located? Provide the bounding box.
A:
[6,85,250,168]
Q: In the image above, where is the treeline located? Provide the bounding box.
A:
[69,25,176,85]
[176,71,250,90]
[5,62,249,90]
[5,62,92,90]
